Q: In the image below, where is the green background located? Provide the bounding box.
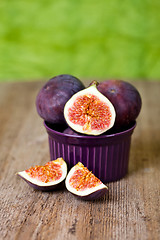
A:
[0,0,160,82]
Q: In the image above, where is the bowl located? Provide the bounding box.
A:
[44,121,136,183]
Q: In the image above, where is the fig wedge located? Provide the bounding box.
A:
[65,162,108,200]
[17,158,67,191]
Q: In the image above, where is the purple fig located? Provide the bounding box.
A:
[36,74,85,124]
[97,80,142,130]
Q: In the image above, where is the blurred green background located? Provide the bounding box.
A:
[0,0,160,82]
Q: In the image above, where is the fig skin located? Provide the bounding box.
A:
[70,187,108,201]
[97,80,142,130]
[36,74,85,124]
[17,176,65,191]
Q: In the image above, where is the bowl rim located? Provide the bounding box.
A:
[44,121,136,139]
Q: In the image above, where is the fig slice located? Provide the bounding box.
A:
[17,158,67,191]
[65,162,108,200]
[64,81,116,135]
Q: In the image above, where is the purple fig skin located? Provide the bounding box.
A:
[18,174,65,191]
[71,187,108,201]
[36,74,85,124]
[97,80,142,130]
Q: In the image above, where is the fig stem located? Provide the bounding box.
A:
[89,80,99,87]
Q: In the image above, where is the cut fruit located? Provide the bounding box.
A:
[17,158,67,191]
[64,81,116,135]
[65,162,108,200]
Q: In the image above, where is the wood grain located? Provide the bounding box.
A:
[0,80,160,240]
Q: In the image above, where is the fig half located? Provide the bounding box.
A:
[17,158,67,191]
[64,81,116,135]
[65,162,108,200]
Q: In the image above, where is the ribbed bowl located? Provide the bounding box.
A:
[44,121,136,183]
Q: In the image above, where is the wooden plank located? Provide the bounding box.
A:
[0,80,159,240]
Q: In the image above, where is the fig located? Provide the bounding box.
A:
[97,80,142,130]
[17,158,67,191]
[65,162,108,200]
[64,81,116,135]
[36,74,85,124]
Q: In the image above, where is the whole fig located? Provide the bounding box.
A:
[36,74,85,124]
[97,80,142,130]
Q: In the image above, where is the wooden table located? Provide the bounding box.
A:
[0,80,159,240]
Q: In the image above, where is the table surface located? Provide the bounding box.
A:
[0,80,160,240]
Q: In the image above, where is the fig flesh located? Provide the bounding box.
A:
[17,158,67,191]
[36,74,85,124]
[65,162,108,200]
[97,80,142,130]
[64,81,116,135]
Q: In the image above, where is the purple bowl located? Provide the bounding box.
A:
[44,121,136,183]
